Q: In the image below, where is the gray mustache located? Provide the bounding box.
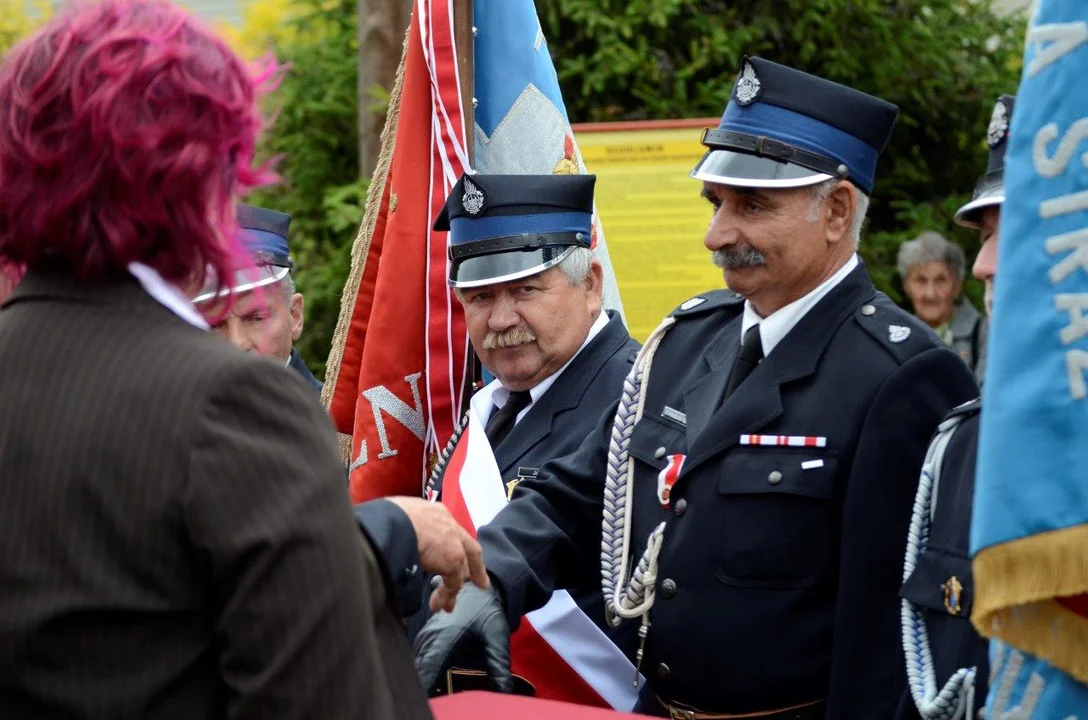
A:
[712,247,767,269]
[482,325,538,350]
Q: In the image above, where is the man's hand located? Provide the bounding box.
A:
[385,497,488,612]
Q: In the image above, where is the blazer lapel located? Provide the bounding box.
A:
[681,320,740,441]
[684,350,784,475]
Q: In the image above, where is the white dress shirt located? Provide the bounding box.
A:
[741,253,859,356]
[127,262,209,331]
[482,310,610,426]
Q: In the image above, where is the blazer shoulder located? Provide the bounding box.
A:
[851,293,946,366]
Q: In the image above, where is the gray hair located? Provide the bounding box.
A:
[806,180,870,249]
[896,231,966,282]
[557,246,596,286]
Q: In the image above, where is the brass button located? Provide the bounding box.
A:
[655,446,667,459]
[656,662,671,680]
[861,304,876,316]
[768,470,783,485]
[674,498,688,516]
[661,579,677,598]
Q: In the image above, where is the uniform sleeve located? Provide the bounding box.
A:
[827,347,978,719]
[354,499,424,617]
[182,358,429,720]
[477,401,617,628]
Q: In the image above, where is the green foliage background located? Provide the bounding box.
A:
[1,0,1028,376]
[538,0,1026,308]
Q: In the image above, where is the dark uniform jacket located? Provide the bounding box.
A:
[475,263,979,718]
[0,267,430,720]
[288,346,323,394]
[897,399,990,719]
[425,310,639,636]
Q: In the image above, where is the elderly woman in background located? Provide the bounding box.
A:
[898,231,986,379]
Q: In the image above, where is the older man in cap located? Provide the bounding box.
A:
[411,172,640,706]
[195,204,322,393]
[896,94,1014,720]
[414,57,978,718]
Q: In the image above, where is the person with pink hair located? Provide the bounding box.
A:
[0,2,433,717]
[0,261,22,304]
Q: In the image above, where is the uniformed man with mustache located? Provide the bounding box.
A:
[415,173,641,698]
[413,57,979,718]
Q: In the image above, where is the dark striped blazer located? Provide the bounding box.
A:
[0,266,431,719]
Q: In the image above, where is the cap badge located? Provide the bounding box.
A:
[987,100,1009,149]
[889,325,911,344]
[462,178,486,216]
[735,60,761,106]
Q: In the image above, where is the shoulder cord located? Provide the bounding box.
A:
[423,411,469,499]
[902,412,976,720]
[601,316,677,672]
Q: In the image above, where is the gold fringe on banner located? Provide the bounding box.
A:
[320,24,411,465]
[972,522,1088,684]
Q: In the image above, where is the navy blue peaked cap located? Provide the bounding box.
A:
[691,56,899,195]
[955,94,1015,229]
[236,203,292,265]
[193,203,293,304]
[434,174,596,288]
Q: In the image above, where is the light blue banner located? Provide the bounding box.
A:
[987,642,1088,719]
[973,0,1088,556]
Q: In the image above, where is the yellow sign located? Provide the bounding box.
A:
[576,120,724,342]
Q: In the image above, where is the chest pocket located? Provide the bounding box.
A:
[714,449,838,589]
[628,412,687,470]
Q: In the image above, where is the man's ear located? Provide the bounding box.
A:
[289,293,304,342]
[824,181,856,246]
[585,260,604,317]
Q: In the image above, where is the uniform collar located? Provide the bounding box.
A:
[741,253,858,356]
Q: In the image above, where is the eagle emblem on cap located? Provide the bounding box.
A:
[735,60,761,106]
[462,178,485,216]
[987,100,1009,149]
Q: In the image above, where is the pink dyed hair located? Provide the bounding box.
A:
[0,0,278,293]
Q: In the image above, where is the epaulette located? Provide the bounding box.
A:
[853,294,941,364]
[669,289,744,319]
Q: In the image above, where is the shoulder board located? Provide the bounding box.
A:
[852,294,943,364]
[670,289,744,319]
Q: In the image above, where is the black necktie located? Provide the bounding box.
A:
[724,324,764,399]
[484,390,532,448]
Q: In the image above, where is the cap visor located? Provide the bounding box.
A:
[193,265,289,304]
[690,149,831,189]
[954,184,1004,229]
[450,247,575,289]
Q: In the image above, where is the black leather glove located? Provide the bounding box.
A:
[413,584,513,696]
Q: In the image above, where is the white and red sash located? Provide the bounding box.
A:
[440,395,643,710]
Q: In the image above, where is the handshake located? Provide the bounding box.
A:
[384,498,515,696]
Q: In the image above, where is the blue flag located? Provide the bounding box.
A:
[972,0,1088,710]
[471,0,623,317]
